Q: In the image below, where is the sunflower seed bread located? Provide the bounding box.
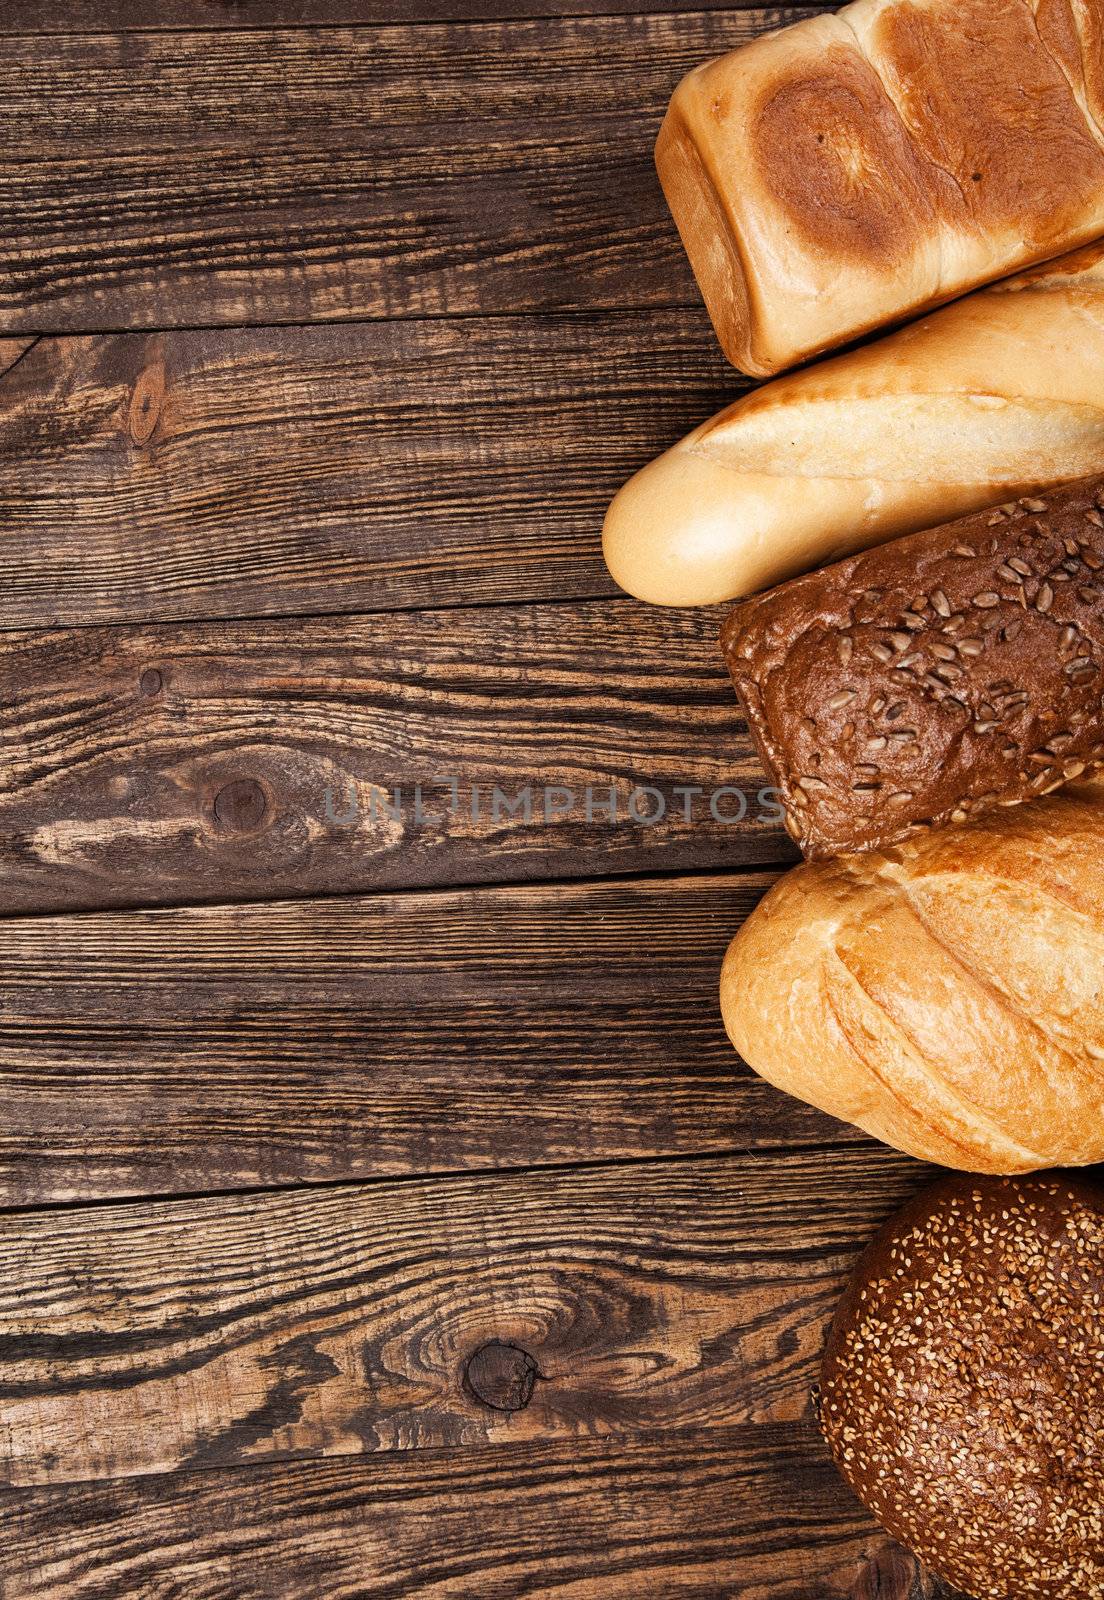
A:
[720,473,1104,858]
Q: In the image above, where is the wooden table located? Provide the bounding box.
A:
[0,4,967,1595]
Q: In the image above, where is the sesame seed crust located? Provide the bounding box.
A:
[821,1174,1104,1598]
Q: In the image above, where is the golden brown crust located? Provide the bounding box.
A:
[602,243,1104,608]
[653,104,755,373]
[719,785,1104,1174]
[869,0,1104,240]
[747,43,939,271]
[821,1173,1104,1598]
[659,0,1104,374]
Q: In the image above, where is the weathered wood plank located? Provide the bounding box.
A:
[0,314,737,628]
[0,12,793,332]
[0,872,868,1207]
[0,0,825,29]
[0,1148,927,1487]
[0,600,795,916]
[0,1425,963,1600]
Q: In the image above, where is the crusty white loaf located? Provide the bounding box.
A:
[604,245,1104,606]
[719,781,1104,1174]
[658,0,1104,376]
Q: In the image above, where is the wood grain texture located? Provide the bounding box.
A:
[0,0,825,28]
[0,1425,964,1600]
[0,7,964,1593]
[0,1147,928,1487]
[0,314,737,628]
[0,337,35,377]
[0,599,795,916]
[0,11,791,333]
[0,871,872,1207]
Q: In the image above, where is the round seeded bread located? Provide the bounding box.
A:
[820,1174,1104,1599]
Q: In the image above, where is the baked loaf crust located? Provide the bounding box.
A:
[720,473,1104,859]
[658,0,1104,376]
[719,783,1104,1174]
[820,1173,1104,1599]
[603,245,1104,607]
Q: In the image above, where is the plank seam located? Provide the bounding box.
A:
[0,589,635,641]
[0,335,40,383]
[0,6,830,43]
[0,300,719,342]
[0,1137,875,1221]
[0,855,791,928]
[0,1413,834,1500]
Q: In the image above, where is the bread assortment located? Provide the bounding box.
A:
[720,784,1104,1174]
[603,244,1104,606]
[820,1173,1104,1598]
[610,4,1104,1585]
[657,0,1104,376]
[720,474,1104,857]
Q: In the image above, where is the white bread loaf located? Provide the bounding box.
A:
[604,245,1104,606]
[719,781,1104,1175]
[658,0,1104,376]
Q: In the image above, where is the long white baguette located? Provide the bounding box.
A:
[603,244,1104,606]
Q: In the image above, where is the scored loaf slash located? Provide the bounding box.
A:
[720,474,1104,858]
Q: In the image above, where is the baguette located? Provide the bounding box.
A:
[658,0,1104,376]
[720,473,1104,858]
[603,245,1104,607]
[719,783,1104,1174]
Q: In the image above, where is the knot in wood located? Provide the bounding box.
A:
[213,778,269,835]
[851,1544,962,1600]
[128,361,164,445]
[139,668,163,697]
[464,1341,540,1413]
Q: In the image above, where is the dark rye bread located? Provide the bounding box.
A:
[820,1174,1104,1600]
[720,475,1104,858]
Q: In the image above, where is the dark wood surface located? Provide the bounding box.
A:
[0,12,789,335]
[0,338,34,378]
[0,600,794,916]
[0,315,736,628]
[0,3,967,1596]
[0,1429,913,1600]
[0,0,824,26]
[0,1146,926,1487]
[0,872,871,1207]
